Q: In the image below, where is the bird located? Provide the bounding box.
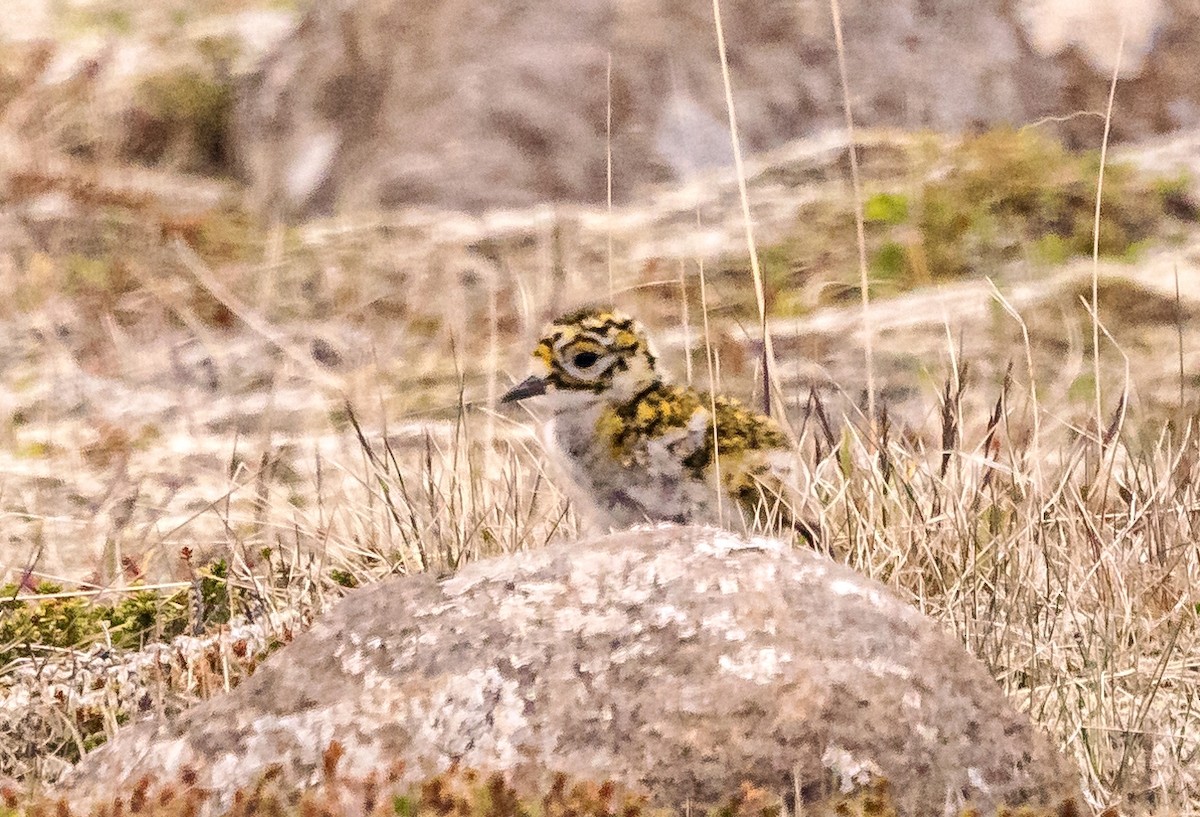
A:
[501,307,816,541]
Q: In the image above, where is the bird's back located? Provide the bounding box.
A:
[548,381,806,535]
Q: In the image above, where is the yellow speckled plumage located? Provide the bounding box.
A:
[502,308,813,539]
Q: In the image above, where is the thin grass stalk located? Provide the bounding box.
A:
[987,280,1044,489]
[679,260,693,386]
[485,259,499,474]
[1175,264,1184,410]
[696,250,724,527]
[826,0,874,428]
[606,50,615,306]
[1091,17,1126,443]
[709,0,775,417]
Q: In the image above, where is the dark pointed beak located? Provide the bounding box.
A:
[500,375,547,404]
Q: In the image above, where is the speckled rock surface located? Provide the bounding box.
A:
[62,524,1082,814]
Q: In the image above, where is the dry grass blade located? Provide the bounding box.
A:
[809,387,837,454]
[938,361,968,480]
[971,361,1012,508]
[1175,265,1185,411]
[827,0,874,427]
[1090,17,1126,448]
[710,0,775,419]
[877,404,892,486]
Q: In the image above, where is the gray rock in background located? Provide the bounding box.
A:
[231,0,1198,218]
[63,524,1083,815]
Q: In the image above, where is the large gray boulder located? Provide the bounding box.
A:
[62,524,1081,814]
[232,0,1200,217]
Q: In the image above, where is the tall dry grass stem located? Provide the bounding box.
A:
[1091,18,1126,442]
[606,50,615,306]
[827,0,875,428]
[710,0,774,418]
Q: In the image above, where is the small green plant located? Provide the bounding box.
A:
[0,582,96,667]
[330,569,358,588]
[863,192,910,225]
[105,589,189,648]
[0,561,238,669]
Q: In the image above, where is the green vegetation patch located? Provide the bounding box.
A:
[719,129,1197,315]
[911,131,1167,277]
[0,562,233,669]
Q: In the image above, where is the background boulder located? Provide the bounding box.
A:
[232,0,1200,217]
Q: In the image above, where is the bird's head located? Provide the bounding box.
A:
[501,308,661,411]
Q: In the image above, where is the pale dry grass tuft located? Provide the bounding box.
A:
[787,384,1200,813]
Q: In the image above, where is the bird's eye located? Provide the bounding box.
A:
[572,351,600,369]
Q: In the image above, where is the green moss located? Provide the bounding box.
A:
[0,559,258,768]
[910,130,1171,276]
[0,561,236,669]
[727,129,1194,317]
[870,241,907,282]
[330,569,358,589]
[0,582,95,666]
[864,192,910,225]
[1032,234,1071,265]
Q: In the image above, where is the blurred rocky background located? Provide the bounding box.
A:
[233,0,1200,216]
[5,0,1199,215]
